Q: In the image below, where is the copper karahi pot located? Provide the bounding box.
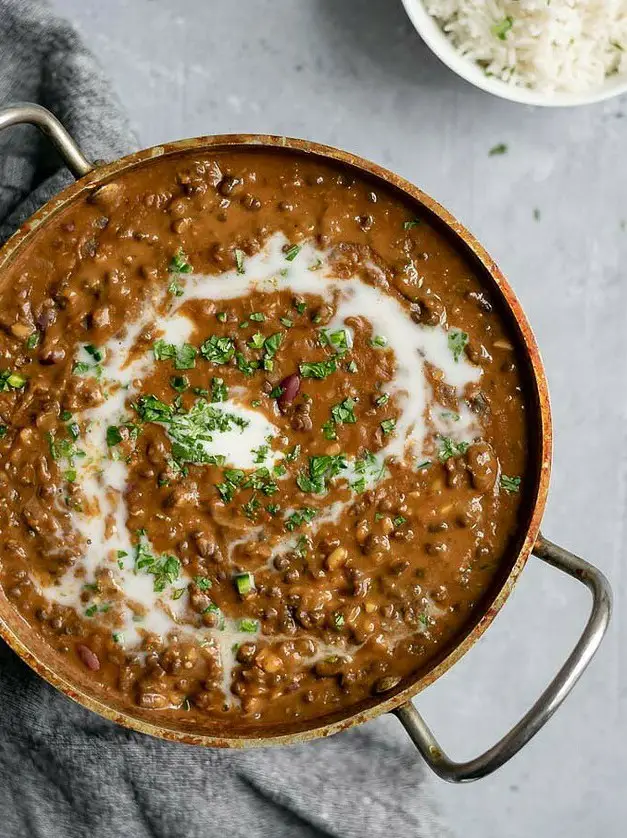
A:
[0,103,612,782]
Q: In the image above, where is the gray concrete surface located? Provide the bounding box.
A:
[48,0,627,835]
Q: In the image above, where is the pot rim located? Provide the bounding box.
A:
[0,133,552,748]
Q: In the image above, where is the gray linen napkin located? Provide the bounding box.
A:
[0,2,452,836]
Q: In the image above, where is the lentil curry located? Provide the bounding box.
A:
[0,149,529,733]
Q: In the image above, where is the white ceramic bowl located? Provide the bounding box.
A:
[401,0,627,107]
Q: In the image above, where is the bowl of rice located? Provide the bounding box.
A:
[401,0,627,106]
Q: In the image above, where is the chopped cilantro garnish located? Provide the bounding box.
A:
[403,218,421,230]
[321,420,337,440]
[134,395,243,465]
[347,360,358,373]
[216,311,228,323]
[234,248,246,274]
[380,418,396,435]
[171,587,186,600]
[168,277,184,297]
[134,536,181,593]
[200,335,235,365]
[46,431,85,466]
[448,328,469,362]
[242,495,261,521]
[194,575,212,591]
[296,455,347,494]
[393,516,407,527]
[266,503,280,516]
[489,142,508,156]
[285,444,301,462]
[331,398,357,425]
[239,618,259,633]
[333,613,345,630]
[500,474,521,494]
[285,507,317,531]
[375,393,389,407]
[72,361,92,376]
[248,332,265,350]
[85,605,97,617]
[299,358,337,380]
[84,344,103,362]
[438,437,469,462]
[491,16,513,40]
[210,377,228,403]
[0,426,7,439]
[106,425,123,446]
[60,410,72,422]
[280,316,293,328]
[284,244,301,261]
[294,300,307,315]
[264,332,283,358]
[235,352,259,376]
[153,339,197,370]
[252,444,268,463]
[26,331,40,350]
[371,335,388,348]
[169,248,193,274]
[249,312,265,322]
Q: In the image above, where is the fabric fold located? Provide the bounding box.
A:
[0,2,450,836]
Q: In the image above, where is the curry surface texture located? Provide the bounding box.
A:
[0,149,529,733]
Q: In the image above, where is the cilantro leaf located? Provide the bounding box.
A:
[448,328,469,363]
[299,358,337,380]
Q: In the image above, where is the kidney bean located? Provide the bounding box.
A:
[77,644,100,671]
[277,373,300,411]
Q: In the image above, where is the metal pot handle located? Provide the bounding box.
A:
[394,534,612,782]
[0,103,92,179]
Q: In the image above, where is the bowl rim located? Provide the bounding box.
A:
[400,0,627,108]
[0,133,552,747]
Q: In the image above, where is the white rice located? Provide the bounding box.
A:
[424,0,627,93]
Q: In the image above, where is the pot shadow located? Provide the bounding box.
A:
[313,0,464,95]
